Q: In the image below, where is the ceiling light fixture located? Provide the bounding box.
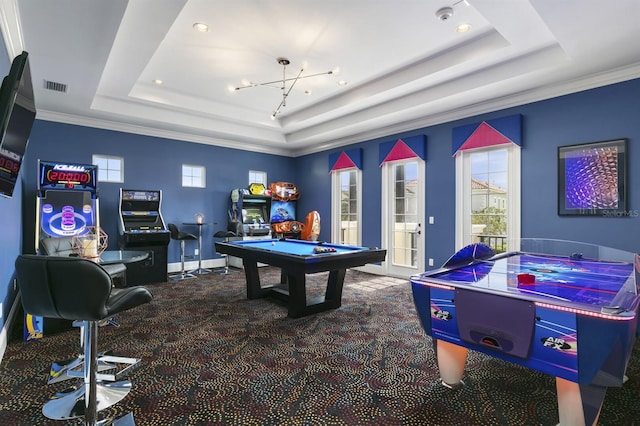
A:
[233,57,336,119]
[192,22,209,32]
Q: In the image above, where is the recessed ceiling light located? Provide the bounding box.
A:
[338,80,348,86]
[193,22,209,32]
[304,90,312,95]
[456,23,472,33]
[152,79,164,85]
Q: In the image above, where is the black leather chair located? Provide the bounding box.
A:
[15,255,153,425]
[168,223,198,280]
[39,236,130,385]
[213,230,237,274]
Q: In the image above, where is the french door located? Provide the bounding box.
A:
[381,158,425,277]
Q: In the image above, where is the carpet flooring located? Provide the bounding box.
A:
[1,267,639,425]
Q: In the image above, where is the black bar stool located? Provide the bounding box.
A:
[15,254,153,425]
[168,223,198,280]
[213,230,237,274]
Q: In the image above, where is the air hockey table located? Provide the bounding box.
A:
[410,239,639,426]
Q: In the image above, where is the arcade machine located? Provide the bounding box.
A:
[267,182,321,241]
[28,160,99,340]
[226,185,272,269]
[268,182,305,239]
[118,188,170,284]
[229,184,272,237]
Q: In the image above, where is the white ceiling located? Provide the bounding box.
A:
[2,0,640,157]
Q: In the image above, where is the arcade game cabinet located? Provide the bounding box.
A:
[229,185,272,237]
[269,182,305,239]
[118,189,170,284]
[226,186,272,269]
[30,160,100,339]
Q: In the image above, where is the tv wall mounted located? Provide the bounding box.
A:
[0,51,36,198]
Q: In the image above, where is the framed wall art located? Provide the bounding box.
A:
[557,138,627,216]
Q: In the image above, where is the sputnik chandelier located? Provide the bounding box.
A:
[232,57,336,119]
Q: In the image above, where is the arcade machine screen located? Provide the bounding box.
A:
[270,200,296,223]
[244,205,268,224]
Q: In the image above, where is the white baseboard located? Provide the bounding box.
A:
[0,292,21,365]
[167,259,225,274]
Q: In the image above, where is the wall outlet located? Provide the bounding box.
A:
[428,216,434,224]
[428,258,434,267]
[194,248,199,256]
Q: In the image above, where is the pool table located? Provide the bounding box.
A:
[214,238,386,318]
[411,239,640,426]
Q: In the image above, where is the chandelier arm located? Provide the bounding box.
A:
[297,70,334,79]
[272,66,305,117]
[284,67,305,99]
[272,97,286,117]
[235,70,333,90]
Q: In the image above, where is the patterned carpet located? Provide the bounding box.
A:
[1,267,639,425]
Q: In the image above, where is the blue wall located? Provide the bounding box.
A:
[2,45,639,339]
[21,121,295,264]
[297,78,640,267]
[0,178,22,334]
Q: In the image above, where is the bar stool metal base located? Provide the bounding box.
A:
[169,272,196,280]
[49,320,134,384]
[215,265,231,275]
[190,267,211,275]
[43,380,132,420]
[103,412,136,426]
[49,355,116,384]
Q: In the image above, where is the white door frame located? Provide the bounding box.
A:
[381,158,425,278]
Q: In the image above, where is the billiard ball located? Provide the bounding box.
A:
[271,241,275,246]
[313,246,337,253]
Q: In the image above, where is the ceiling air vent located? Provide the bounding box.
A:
[43,80,67,93]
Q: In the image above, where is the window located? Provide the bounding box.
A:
[456,145,520,253]
[92,154,123,183]
[249,170,267,186]
[182,164,206,188]
[331,168,361,245]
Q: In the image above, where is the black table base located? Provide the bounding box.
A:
[243,260,346,318]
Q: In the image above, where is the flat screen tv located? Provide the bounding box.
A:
[0,51,36,198]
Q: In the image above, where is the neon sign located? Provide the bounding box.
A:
[46,169,91,184]
[38,160,98,192]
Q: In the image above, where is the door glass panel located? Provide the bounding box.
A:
[391,162,418,267]
[470,149,508,253]
[339,170,358,245]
